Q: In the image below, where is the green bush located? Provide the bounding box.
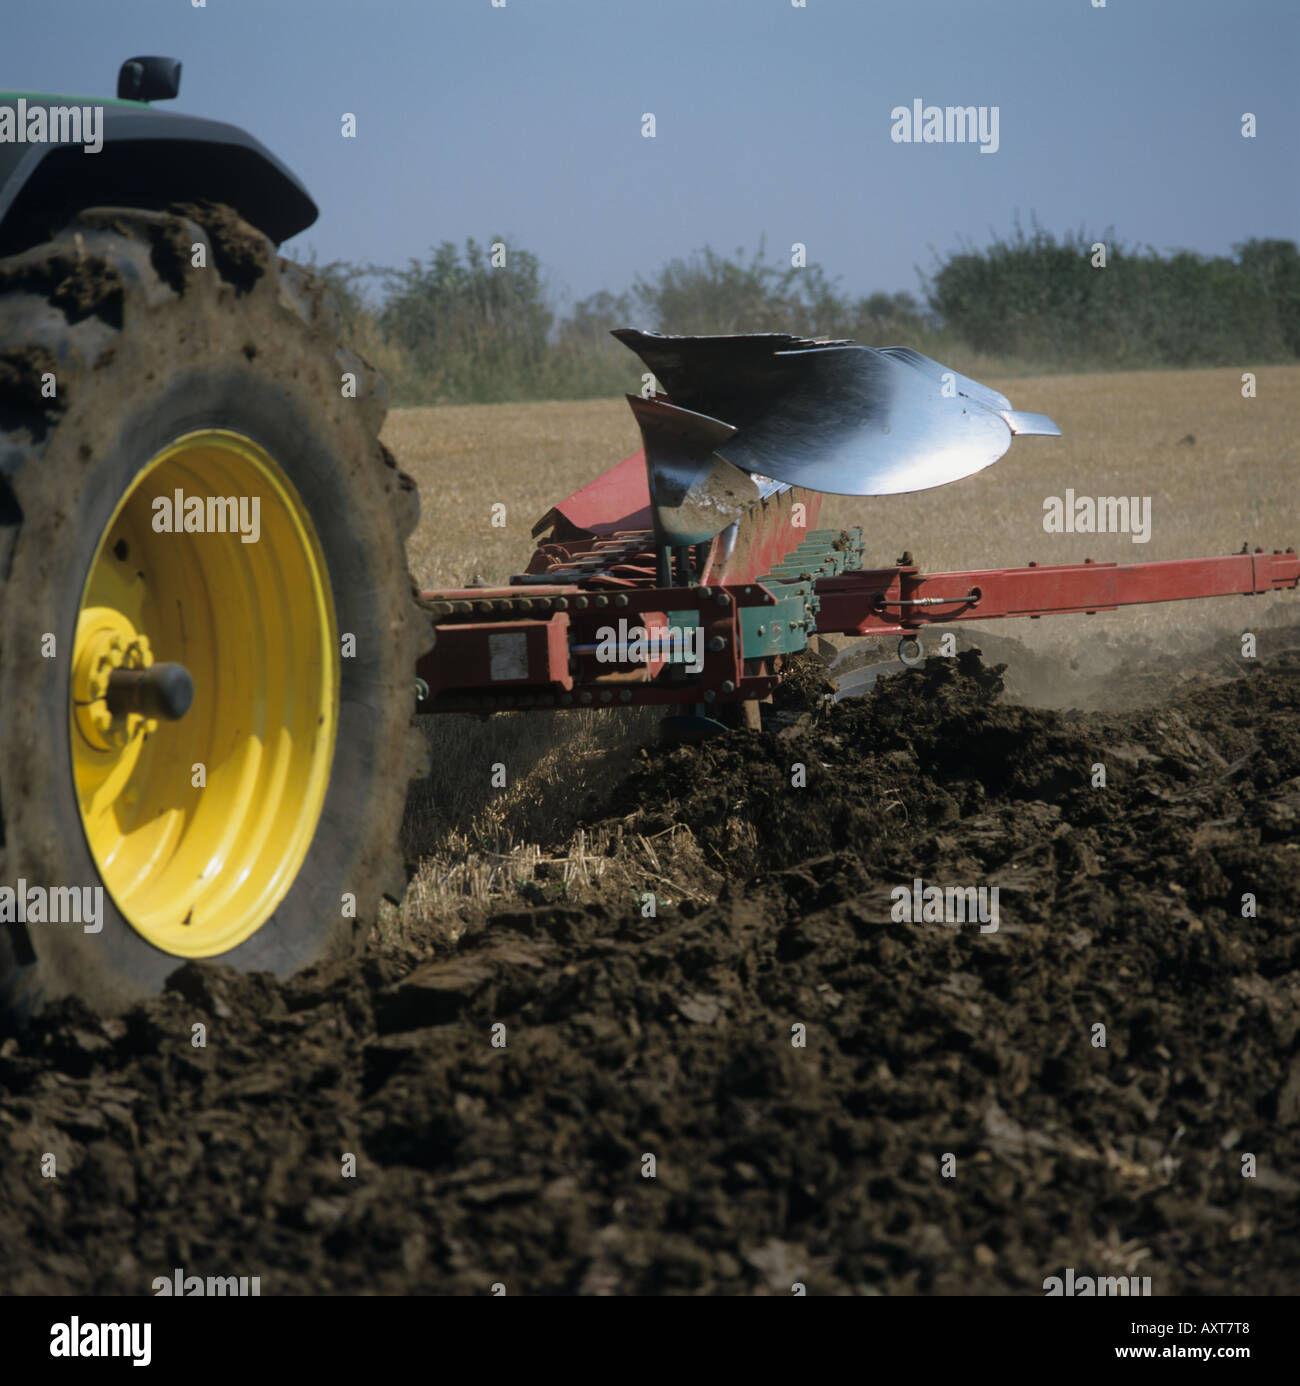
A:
[928,219,1300,369]
[294,225,1300,406]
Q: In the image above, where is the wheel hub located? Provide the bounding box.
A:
[73,612,161,752]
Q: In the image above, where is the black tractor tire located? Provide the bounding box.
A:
[0,203,430,1027]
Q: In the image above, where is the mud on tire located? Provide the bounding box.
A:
[0,203,430,1027]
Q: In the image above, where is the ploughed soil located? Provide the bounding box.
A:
[2,628,1299,1295]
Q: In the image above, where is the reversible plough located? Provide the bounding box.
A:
[412,329,1299,731]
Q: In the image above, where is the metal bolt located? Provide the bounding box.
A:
[720,680,735,694]
[757,625,766,637]
[614,593,628,607]
[560,693,574,706]
[594,595,609,608]
[600,690,613,704]
[106,663,194,721]
[715,591,732,607]
[618,689,632,702]
[475,601,492,614]
[573,595,589,609]
[553,597,568,610]
[707,635,726,653]
[703,689,717,702]
[579,690,593,704]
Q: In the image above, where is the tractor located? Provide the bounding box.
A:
[1,59,1294,1026]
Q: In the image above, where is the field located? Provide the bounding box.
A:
[389,365,1300,936]
[2,365,1298,1295]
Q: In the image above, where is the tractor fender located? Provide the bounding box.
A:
[0,102,317,254]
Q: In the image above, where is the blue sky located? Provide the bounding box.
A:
[5,0,1297,312]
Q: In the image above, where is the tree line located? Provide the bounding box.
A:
[301,221,1300,405]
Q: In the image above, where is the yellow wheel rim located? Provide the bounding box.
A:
[69,429,339,957]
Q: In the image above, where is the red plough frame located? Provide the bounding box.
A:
[414,447,1298,715]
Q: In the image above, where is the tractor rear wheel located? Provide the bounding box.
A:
[0,204,429,1027]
